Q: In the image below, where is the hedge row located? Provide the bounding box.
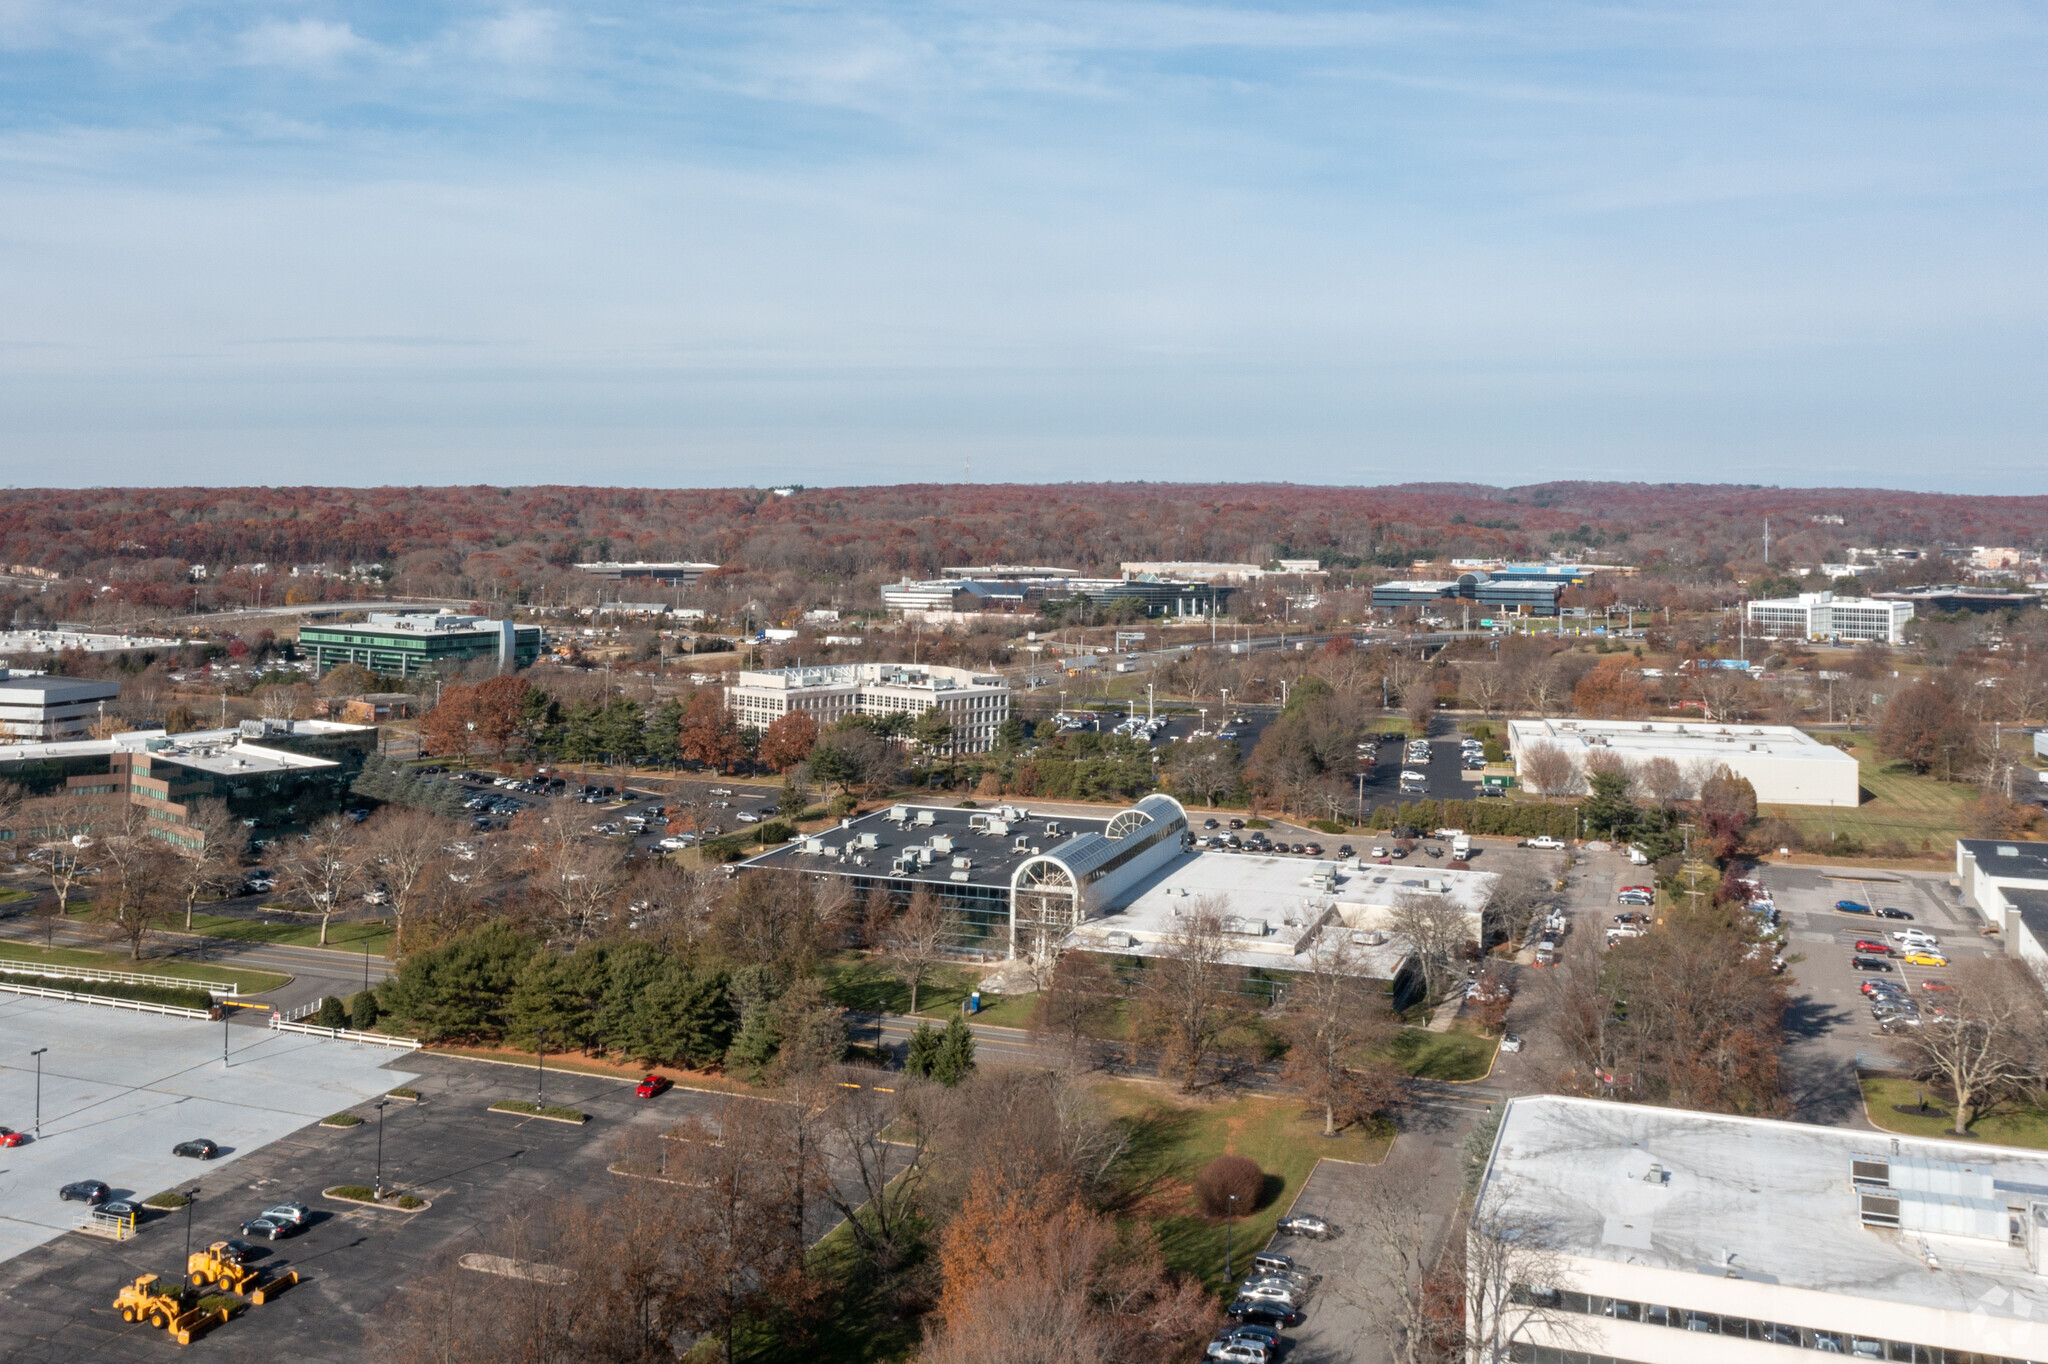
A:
[1359,798,1579,839]
[0,969,214,1011]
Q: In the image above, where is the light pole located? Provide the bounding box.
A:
[535,1028,547,1107]
[1226,1192,1239,1279]
[31,1047,47,1136]
[876,996,887,1048]
[374,1099,388,1200]
[222,1005,231,1069]
[184,1187,200,1263]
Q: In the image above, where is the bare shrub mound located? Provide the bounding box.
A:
[1195,1154,1263,1218]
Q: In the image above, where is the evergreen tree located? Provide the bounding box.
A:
[645,698,685,767]
[933,1015,977,1086]
[348,989,380,1031]
[317,995,349,1029]
[904,1021,944,1079]
[1580,771,1637,840]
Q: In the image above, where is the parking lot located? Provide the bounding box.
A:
[0,1049,725,1362]
[0,997,421,1267]
[1748,865,1991,1125]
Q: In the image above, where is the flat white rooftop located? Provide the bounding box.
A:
[1484,1094,2048,1324]
[0,724,358,773]
[0,997,417,1265]
[0,630,180,655]
[1508,717,1858,764]
[1067,849,1489,976]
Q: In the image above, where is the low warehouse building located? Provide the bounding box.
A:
[1506,717,1860,807]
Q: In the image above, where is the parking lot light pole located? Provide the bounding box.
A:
[184,1187,200,1262]
[535,1028,547,1107]
[31,1047,47,1136]
[1226,1192,1239,1280]
[374,1100,388,1200]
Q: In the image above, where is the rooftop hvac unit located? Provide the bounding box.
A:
[802,838,824,855]
[949,870,971,883]
[914,810,936,827]
[889,805,909,821]
[930,835,955,854]
[852,855,866,867]
[857,832,880,849]
[952,856,972,870]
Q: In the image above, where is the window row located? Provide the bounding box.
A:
[1515,1287,2044,1364]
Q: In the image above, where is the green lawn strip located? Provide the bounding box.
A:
[184,912,392,955]
[1860,1076,2048,1149]
[0,940,290,994]
[1761,732,1974,853]
[1093,1082,1391,1295]
[1381,1025,1499,1082]
[0,888,29,905]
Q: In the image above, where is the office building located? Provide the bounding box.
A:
[882,575,1233,620]
[571,561,720,586]
[1874,588,2038,617]
[1955,839,2048,987]
[298,612,542,676]
[1371,572,1568,618]
[724,663,1010,755]
[0,630,180,657]
[1119,561,1264,584]
[0,671,123,742]
[740,793,1481,987]
[0,720,375,854]
[1506,718,1860,807]
[1475,1093,2048,1364]
[1745,592,1914,645]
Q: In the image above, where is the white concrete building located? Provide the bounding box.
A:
[1745,591,1914,645]
[1506,718,1861,807]
[0,671,122,742]
[1955,839,2048,987]
[724,663,1010,755]
[1476,1094,2048,1364]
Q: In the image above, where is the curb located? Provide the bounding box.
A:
[488,1102,588,1125]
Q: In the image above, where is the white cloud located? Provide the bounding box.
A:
[238,17,368,68]
[475,8,557,66]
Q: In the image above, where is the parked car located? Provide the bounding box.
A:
[1500,1033,1524,1053]
[1276,1213,1335,1239]
[172,1138,219,1160]
[59,1180,110,1204]
[1204,819,1220,830]
[1833,900,1873,915]
[1206,1341,1271,1363]
[1226,1298,1300,1327]
[734,812,761,824]
[1878,907,1914,920]
[99,1198,144,1222]
[1523,836,1566,850]
[1920,978,1955,993]
[1853,940,1892,956]
[1899,951,1949,968]
[240,1204,311,1240]
[1892,930,1941,949]
[1850,956,1893,972]
[0,1127,28,1147]
[635,1074,671,1099]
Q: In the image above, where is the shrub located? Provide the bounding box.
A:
[327,1185,378,1201]
[489,1099,587,1122]
[394,1194,424,1210]
[1245,818,1272,830]
[829,793,860,817]
[1310,819,1347,835]
[386,1086,420,1100]
[145,1191,190,1209]
[1195,1154,1264,1217]
[316,996,349,1029]
[754,819,795,845]
[0,970,212,1012]
[321,1112,363,1127]
[349,989,380,1032]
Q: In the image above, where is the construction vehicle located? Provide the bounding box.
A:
[186,1243,300,1305]
[111,1273,227,1345]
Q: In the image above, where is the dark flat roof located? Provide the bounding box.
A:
[1961,838,2048,884]
[741,803,1112,891]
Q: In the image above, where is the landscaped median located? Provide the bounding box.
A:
[0,968,215,1011]
[323,1185,428,1211]
[1860,1075,2048,1148]
[320,1112,364,1128]
[488,1099,589,1124]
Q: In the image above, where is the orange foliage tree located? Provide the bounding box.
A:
[678,690,744,772]
[924,1168,1215,1363]
[419,684,479,759]
[1572,664,1649,719]
[759,711,819,772]
[470,675,530,759]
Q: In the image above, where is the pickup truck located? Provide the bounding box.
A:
[1522,835,1567,850]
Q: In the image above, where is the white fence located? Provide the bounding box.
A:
[280,996,326,1023]
[268,1013,421,1050]
[0,980,212,1019]
[0,963,235,995]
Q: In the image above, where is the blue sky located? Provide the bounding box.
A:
[1,1,2043,490]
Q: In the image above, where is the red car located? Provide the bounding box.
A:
[1854,940,1891,956]
[1620,885,1654,896]
[1920,978,1955,993]
[0,1127,26,1148]
[635,1074,670,1099]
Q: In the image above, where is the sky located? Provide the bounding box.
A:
[0,1,2044,491]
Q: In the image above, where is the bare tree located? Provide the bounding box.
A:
[280,813,363,946]
[1280,934,1403,1135]
[517,810,630,942]
[1137,897,1242,1091]
[1480,866,1551,949]
[819,1070,936,1273]
[1460,664,1505,719]
[1689,668,1751,722]
[1338,1192,1462,1364]
[1465,1178,1589,1364]
[172,798,243,930]
[1030,949,1118,1070]
[1391,891,1473,1005]
[363,806,456,958]
[869,884,959,1015]
[91,810,177,960]
[1635,754,1686,804]
[1900,958,2048,1135]
[1518,741,1578,797]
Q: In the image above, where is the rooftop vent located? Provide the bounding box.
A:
[1859,1193,1902,1227]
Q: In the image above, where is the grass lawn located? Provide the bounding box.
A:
[1861,1076,2048,1149]
[0,939,292,993]
[818,953,1037,1028]
[1761,732,1974,855]
[1383,1025,1499,1082]
[1093,1080,1392,1294]
[0,887,29,905]
[185,912,393,956]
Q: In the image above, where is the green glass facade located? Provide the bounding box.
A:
[298,621,542,675]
